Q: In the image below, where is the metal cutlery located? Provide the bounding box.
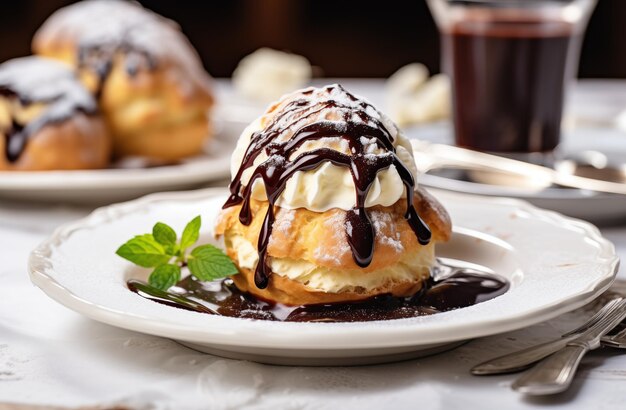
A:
[431,257,493,281]
[411,140,626,195]
[560,301,618,338]
[471,298,624,375]
[600,326,626,348]
[511,298,626,395]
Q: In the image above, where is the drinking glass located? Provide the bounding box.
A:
[427,0,597,154]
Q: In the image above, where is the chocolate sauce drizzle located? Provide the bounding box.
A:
[0,57,97,163]
[77,39,158,99]
[35,0,213,102]
[223,85,431,289]
[127,266,510,322]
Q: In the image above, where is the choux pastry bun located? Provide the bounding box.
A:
[0,56,110,171]
[216,84,451,305]
[33,0,214,161]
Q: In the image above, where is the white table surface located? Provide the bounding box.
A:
[2,80,626,410]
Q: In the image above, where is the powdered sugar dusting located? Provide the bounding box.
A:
[370,210,404,253]
[0,55,98,161]
[0,56,96,113]
[293,136,351,159]
[273,209,295,235]
[230,84,419,212]
[314,211,350,262]
[265,84,399,146]
[264,155,286,168]
[359,136,379,154]
[364,152,392,166]
[33,0,212,96]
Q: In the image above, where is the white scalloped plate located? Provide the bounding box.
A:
[28,188,618,365]
[0,116,245,204]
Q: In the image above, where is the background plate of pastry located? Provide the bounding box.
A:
[0,1,234,204]
[28,187,618,366]
[0,121,235,204]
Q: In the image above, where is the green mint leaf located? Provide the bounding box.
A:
[116,234,171,268]
[180,215,201,252]
[188,244,238,281]
[148,263,181,290]
[152,222,177,248]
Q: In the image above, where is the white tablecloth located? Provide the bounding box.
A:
[2,80,626,410]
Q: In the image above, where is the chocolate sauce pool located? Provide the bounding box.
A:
[127,270,509,323]
[223,85,431,289]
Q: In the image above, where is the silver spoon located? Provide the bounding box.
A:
[555,150,626,185]
[412,140,626,195]
[431,257,495,281]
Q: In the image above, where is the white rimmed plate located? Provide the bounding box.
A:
[28,188,618,366]
[0,115,245,204]
[406,122,626,224]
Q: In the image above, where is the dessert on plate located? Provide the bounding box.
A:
[0,56,110,171]
[216,84,452,305]
[33,0,214,162]
[232,48,313,103]
[118,84,508,321]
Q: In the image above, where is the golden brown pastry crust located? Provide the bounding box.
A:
[33,47,213,161]
[231,264,429,306]
[32,2,214,161]
[0,56,112,171]
[97,61,212,160]
[0,113,111,171]
[216,187,452,305]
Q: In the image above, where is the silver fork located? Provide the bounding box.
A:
[471,298,623,375]
[562,299,621,337]
[512,298,626,395]
[601,326,626,348]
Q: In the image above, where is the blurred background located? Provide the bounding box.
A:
[2,0,624,79]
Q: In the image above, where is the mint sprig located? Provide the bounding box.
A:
[153,222,177,248]
[189,244,239,281]
[116,234,170,267]
[149,263,181,290]
[116,216,238,290]
[180,215,201,251]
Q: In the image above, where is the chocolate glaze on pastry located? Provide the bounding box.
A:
[32,0,212,100]
[223,84,431,289]
[0,56,98,163]
[33,0,214,161]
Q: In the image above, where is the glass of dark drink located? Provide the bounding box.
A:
[427,0,596,155]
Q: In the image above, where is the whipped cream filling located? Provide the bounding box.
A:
[232,48,312,102]
[228,233,434,293]
[229,93,419,212]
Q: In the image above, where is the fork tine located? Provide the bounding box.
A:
[561,298,621,337]
[471,298,625,376]
[575,298,625,340]
[602,326,626,347]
